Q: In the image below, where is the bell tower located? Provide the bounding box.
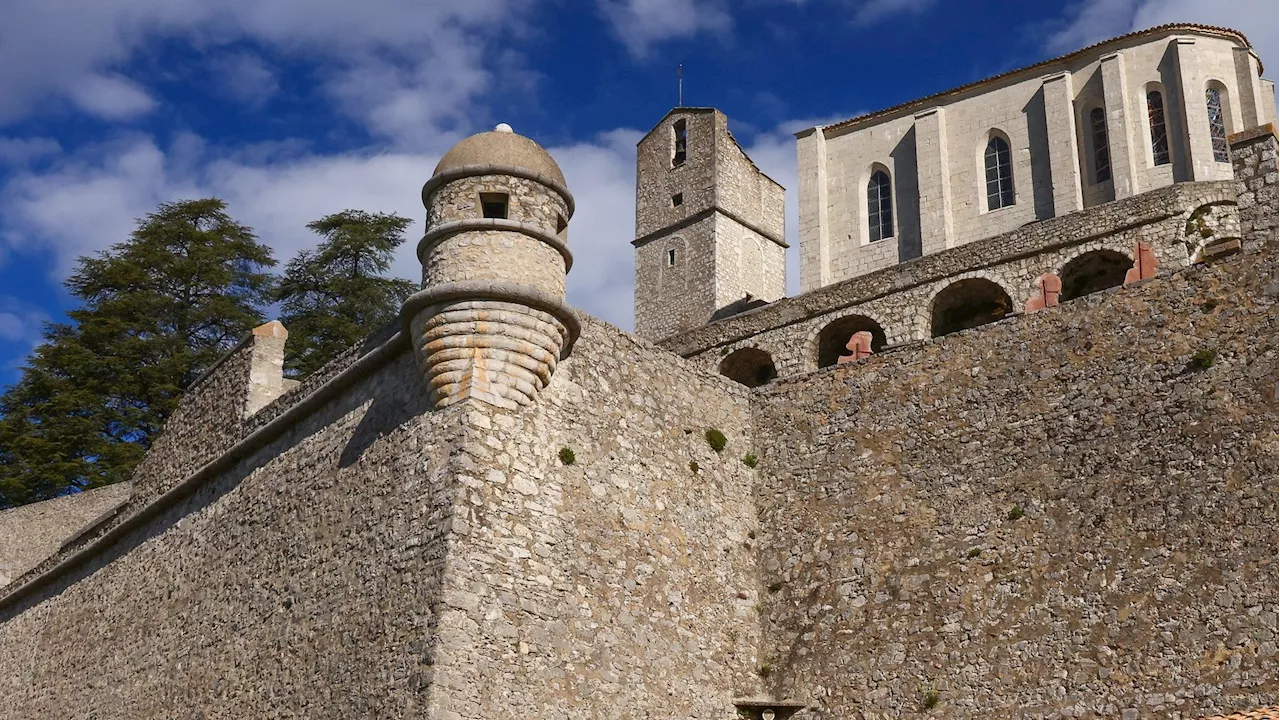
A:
[632,108,787,341]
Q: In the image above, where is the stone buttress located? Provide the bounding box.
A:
[402,124,580,410]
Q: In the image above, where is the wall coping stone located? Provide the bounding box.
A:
[0,329,413,614]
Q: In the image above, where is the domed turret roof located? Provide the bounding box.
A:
[433,124,566,187]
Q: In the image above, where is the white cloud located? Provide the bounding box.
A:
[597,0,733,57]
[1047,0,1278,81]
[0,127,645,330]
[0,0,526,137]
[851,0,937,26]
[0,138,62,166]
[65,73,157,120]
[0,297,49,345]
[210,52,279,109]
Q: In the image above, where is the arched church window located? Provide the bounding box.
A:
[867,170,893,242]
[984,135,1014,210]
[1089,108,1111,183]
[1205,87,1229,162]
[1146,91,1170,166]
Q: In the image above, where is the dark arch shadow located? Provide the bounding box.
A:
[1059,249,1131,302]
[930,278,1013,338]
[815,315,887,368]
[718,348,777,388]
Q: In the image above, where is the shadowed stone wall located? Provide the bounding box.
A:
[750,241,1278,719]
[0,314,764,718]
[0,483,131,588]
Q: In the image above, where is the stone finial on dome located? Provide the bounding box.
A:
[402,125,579,410]
[494,122,513,133]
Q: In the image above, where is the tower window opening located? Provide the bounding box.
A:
[984,135,1015,210]
[672,192,683,207]
[480,192,509,219]
[1089,107,1111,183]
[1147,90,1170,166]
[667,249,677,266]
[673,119,688,167]
[555,214,567,235]
[1205,87,1229,162]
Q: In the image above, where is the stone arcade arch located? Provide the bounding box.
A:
[815,315,887,368]
[930,278,1013,337]
[1059,249,1131,301]
[718,348,778,388]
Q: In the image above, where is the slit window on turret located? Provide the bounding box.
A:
[673,120,687,167]
[672,192,683,207]
[1089,107,1111,183]
[480,193,508,219]
[667,249,677,266]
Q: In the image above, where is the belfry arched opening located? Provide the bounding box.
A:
[718,348,778,388]
[816,315,887,368]
[1059,249,1130,301]
[930,278,1013,337]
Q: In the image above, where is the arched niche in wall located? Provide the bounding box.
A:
[718,348,778,388]
[1059,249,1131,301]
[815,315,887,368]
[930,278,1013,337]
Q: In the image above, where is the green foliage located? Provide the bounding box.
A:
[1190,348,1217,370]
[705,428,727,453]
[689,460,700,473]
[741,453,758,468]
[967,547,982,559]
[757,662,773,678]
[0,199,276,508]
[1007,506,1025,521]
[921,688,940,710]
[558,447,575,465]
[276,210,416,377]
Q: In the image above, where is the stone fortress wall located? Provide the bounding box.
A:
[664,177,1239,380]
[633,108,787,341]
[797,24,1277,291]
[0,125,770,719]
[752,230,1278,719]
[0,44,1275,720]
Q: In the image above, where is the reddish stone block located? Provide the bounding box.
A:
[1025,273,1062,313]
[837,331,874,364]
[1124,240,1157,285]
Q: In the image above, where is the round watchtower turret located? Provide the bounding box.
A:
[401,124,579,410]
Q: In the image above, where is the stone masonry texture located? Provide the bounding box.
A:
[0,483,131,588]
[0,108,1276,720]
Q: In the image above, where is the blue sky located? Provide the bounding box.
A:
[0,0,1275,387]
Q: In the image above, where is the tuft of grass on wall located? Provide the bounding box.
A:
[705,428,727,453]
[558,447,575,465]
[741,453,758,468]
[1190,348,1217,370]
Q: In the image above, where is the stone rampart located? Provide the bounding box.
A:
[0,483,131,588]
[750,242,1278,718]
[662,180,1238,378]
[0,313,764,718]
[1229,124,1278,250]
